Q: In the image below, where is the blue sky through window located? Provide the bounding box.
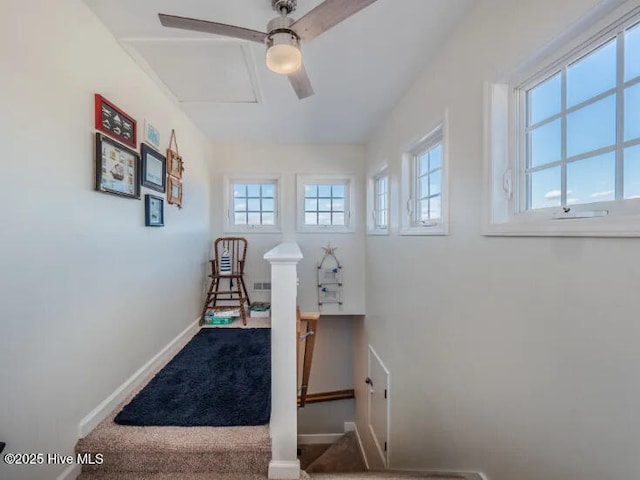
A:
[232,183,275,225]
[567,39,616,107]
[567,152,616,204]
[625,83,640,141]
[566,94,616,157]
[525,21,640,211]
[624,22,640,81]
[624,145,640,199]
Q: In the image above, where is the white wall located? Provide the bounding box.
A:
[297,316,355,434]
[210,144,364,433]
[358,0,640,479]
[0,1,211,479]
[209,143,366,315]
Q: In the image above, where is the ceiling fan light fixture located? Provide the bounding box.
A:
[266,32,302,75]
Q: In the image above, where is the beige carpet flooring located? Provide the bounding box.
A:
[305,432,366,473]
[77,320,465,479]
[76,322,271,477]
[306,474,465,480]
[299,444,333,470]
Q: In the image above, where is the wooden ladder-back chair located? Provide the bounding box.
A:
[201,237,251,326]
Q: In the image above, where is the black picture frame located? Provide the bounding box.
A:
[141,143,166,193]
[95,133,140,199]
[145,194,165,227]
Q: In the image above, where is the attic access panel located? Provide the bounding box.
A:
[123,39,260,103]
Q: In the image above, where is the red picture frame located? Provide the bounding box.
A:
[94,94,137,149]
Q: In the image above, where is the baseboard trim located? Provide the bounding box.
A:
[388,469,487,480]
[268,459,301,479]
[297,421,360,445]
[56,464,81,480]
[348,421,370,470]
[297,433,344,445]
[78,319,199,438]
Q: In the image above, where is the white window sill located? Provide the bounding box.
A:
[224,225,282,234]
[483,216,640,237]
[367,228,390,236]
[400,224,448,236]
[297,225,355,234]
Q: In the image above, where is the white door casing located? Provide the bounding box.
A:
[367,345,390,467]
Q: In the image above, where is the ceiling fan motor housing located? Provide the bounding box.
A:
[271,0,297,15]
[266,15,300,46]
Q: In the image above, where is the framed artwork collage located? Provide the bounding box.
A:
[94,93,185,226]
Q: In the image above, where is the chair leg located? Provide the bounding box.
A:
[240,276,251,306]
[211,277,220,307]
[206,274,250,326]
[239,303,247,326]
[200,278,215,326]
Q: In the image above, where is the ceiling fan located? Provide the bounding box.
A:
[158,0,378,99]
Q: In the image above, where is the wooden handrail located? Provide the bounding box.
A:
[297,389,355,407]
[297,308,320,408]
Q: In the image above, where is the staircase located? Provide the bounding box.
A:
[299,433,466,480]
[74,324,272,479]
[75,411,271,479]
[76,423,467,480]
[73,240,473,480]
[307,474,466,480]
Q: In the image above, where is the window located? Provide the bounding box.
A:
[297,174,354,233]
[368,167,389,234]
[224,176,281,233]
[401,120,448,235]
[486,6,640,236]
[523,21,640,212]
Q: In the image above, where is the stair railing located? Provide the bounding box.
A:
[264,242,303,480]
[297,308,320,408]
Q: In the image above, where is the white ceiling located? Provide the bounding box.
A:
[83,0,474,144]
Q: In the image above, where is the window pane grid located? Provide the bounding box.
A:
[413,141,443,224]
[304,183,347,226]
[232,182,276,226]
[374,174,388,229]
[524,24,640,210]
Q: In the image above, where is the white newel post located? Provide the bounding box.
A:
[264,242,303,480]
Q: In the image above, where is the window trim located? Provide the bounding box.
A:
[223,174,282,234]
[484,4,640,237]
[368,165,390,235]
[296,174,356,233]
[400,113,449,236]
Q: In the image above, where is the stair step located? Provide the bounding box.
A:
[76,422,271,474]
[78,473,268,480]
[307,473,465,480]
[305,432,365,473]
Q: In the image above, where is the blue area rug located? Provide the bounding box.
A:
[114,328,271,427]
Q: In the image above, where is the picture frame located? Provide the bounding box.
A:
[167,149,184,179]
[141,143,166,193]
[95,94,137,149]
[95,132,140,199]
[167,175,183,208]
[167,129,184,179]
[145,194,165,227]
[144,120,161,151]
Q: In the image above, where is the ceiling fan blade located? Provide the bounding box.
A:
[158,14,267,43]
[291,0,378,43]
[288,64,315,99]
